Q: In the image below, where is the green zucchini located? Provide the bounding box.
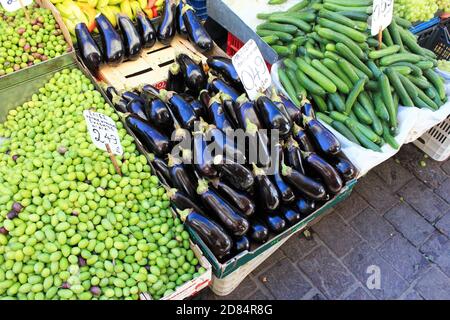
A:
[257,22,298,34]
[296,58,337,93]
[386,68,414,107]
[317,18,367,43]
[311,59,350,94]
[368,45,401,60]
[380,53,423,66]
[353,102,373,125]
[345,78,366,115]
[335,43,373,78]
[322,58,353,88]
[295,68,327,97]
[316,26,365,59]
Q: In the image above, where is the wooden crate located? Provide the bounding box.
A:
[99,36,207,91]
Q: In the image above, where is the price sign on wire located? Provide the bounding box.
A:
[83,110,123,156]
[0,0,33,12]
[232,39,272,100]
[371,0,394,36]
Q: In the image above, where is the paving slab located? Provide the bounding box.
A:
[415,267,450,300]
[435,177,450,204]
[280,232,318,263]
[335,191,369,222]
[373,158,414,192]
[344,286,376,300]
[436,213,450,238]
[351,207,396,248]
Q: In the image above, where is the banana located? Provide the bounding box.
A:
[88,0,99,7]
[120,0,134,19]
[56,3,74,18]
[108,0,124,5]
[77,3,97,31]
[50,0,65,5]
[137,0,146,10]
[130,1,142,16]
[63,17,76,36]
[100,6,117,26]
[96,0,110,8]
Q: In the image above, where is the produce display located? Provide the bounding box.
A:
[0,68,204,300]
[108,53,357,262]
[394,0,438,22]
[52,0,163,36]
[0,4,70,77]
[257,0,448,152]
[76,0,212,76]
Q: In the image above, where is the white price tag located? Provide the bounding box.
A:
[83,110,123,156]
[0,0,33,12]
[232,39,272,100]
[371,0,394,36]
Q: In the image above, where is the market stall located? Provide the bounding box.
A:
[1,0,450,301]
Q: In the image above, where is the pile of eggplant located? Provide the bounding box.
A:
[106,53,357,263]
[76,0,213,76]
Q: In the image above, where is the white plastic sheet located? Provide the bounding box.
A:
[271,61,450,177]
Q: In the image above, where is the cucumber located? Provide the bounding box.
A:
[295,68,327,97]
[296,58,337,93]
[394,16,412,29]
[323,3,372,14]
[368,45,400,60]
[373,92,390,123]
[382,28,394,47]
[283,12,317,23]
[287,0,309,12]
[327,98,334,112]
[392,62,422,76]
[406,74,431,90]
[306,44,325,59]
[292,36,308,46]
[318,9,367,32]
[286,69,306,99]
[272,45,292,57]
[324,0,373,6]
[416,86,439,110]
[416,60,434,70]
[386,68,414,107]
[331,120,361,145]
[337,58,359,84]
[311,59,350,94]
[345,78,366,115]
[367,60,382,79]
[257,22,298,34]
[337,11,369,22]
[256,29,293,42]
[366,80,379,91]
[427,86,444,107]
[316,112,334,125]
[358,92,383,136]
[351,119,382,144]
[381,65,412,76]
[268,16,312,32]
[424,69,446,101]
[317,18,367,43]
[312,95,328,113]
[335,43,373,78]
[353,102,373,125]
[284,58,298,71]
[322,58,353,88]
[329,110,349,123]
[380,53,423,66]
[261,35,280,45]
[278,68,301,106]
[382,122,399,149]
[388,20,404,51]
[329,92,346,113]
[367,38,382,49]
[316,26,365,59]
[425,87,436,99]
[324,50,342,62]
[378,74,397,130]
[398,27,426,56]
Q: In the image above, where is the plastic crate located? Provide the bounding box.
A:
[414,116,450,161]
[187,0,207,20]
[414,17,450,60]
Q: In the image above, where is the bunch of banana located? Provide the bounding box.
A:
[51,0,164,36]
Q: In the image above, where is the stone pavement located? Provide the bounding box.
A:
[198,143,450,300]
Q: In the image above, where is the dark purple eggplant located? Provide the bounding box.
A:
[302,152,343,194]
[149,153,171,185]
[248,219,269,243]
[105,86,118,102]
[261,212,287,234]
[281,164,328,201]
[280,207,302,226]
[167,154,198,199]
[157,0,177,45]
[162,91,198,131]
[127,99,148,120]
[220,93,239,128]
[177,53,207,95]
[75,23,102,76]
[95,13,124,66]
[284,136,305,174]
[295,197,316,216]
[182,5,213,53]
[304,116,341,156]
[207,56,243,91]
[190,99,204,118]
[329,154,357,182]
[206,125,246,163]
[167,63,185,93]
[199,89,211,109]
[208,93,234,134]
[209,76,240,102]
[302,103,316,118]
[211,179,255,217]
[253,165,280,212]
[122,91,144,103]
[292,123,315,152]
[192,130,218,178]
[145,98,174,131]
[117,14,143,61]
[176,0,188,37]
[197,180,249,237]
[181,210,232,259]
[217,160,254,191]
[234,95,262,130]
[255,95,291,137]
[126,114,170,156]
[140,84,160,101]
[232,236,250,254]
[113,98,128,113]
[272,144,295,204]
[279,94,302,124]
[167,188,205,215]
[136,12,156,49]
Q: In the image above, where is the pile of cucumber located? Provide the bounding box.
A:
[256,0,448,152]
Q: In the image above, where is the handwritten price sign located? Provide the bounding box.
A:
[0,0,33,12]
[232,39,272,100]
[371,0,394,36]
[83,110,123,156]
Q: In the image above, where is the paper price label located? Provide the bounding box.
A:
[84,110,123,156]
[371,0,394,36]
[232,39,271,100]
[0,0,33,12]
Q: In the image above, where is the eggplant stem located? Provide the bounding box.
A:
[182,4,194,15]
[245,119,258,135]
[196,179,209,195]
[252,164,265,176]
[221,93,232,101]
[169,62,181,75]
[178,209,192,222]
[281,163,292,177]
[208,93,222,107]
[167,153,182,168]
[236,93,248,105]
[302,115,313,126]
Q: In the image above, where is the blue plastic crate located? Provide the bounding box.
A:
[410,17,440,35]
[187,0,207,20]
